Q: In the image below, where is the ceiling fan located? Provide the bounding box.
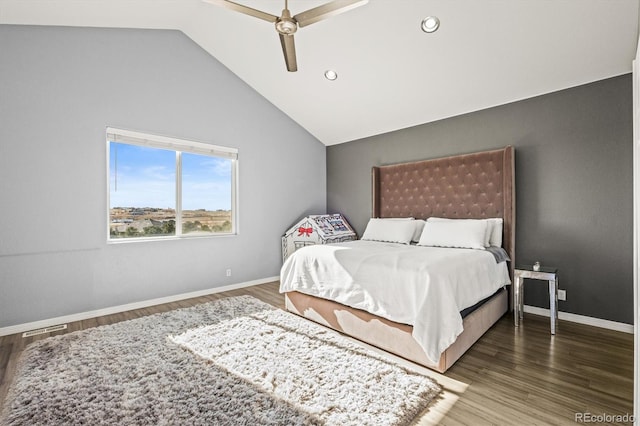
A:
[203,0,369,72]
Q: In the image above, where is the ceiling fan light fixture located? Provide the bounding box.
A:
[421,16,440,33]
[324,70,338,81]
[276,18,297,34]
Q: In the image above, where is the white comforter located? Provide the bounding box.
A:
[279,240,511,364]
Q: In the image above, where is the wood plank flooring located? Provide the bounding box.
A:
[0,281,633,425]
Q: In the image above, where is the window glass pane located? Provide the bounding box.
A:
[109,142,176,238]
[181,152,233,235]
[107,129,237,242]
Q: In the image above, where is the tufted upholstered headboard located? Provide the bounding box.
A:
[372,146,515,280]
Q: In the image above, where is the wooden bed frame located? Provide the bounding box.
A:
[284,146,515,373]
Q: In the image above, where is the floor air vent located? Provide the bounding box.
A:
[22,324,68,337]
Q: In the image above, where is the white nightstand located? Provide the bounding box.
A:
[513,265,559,334]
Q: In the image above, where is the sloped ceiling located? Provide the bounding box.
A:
[1,0,638,145]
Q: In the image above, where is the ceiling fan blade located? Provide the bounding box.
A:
[294,0,368,28]
[203,0,278,23]
[279,33,298,72]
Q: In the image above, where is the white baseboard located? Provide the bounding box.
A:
[5,287,632,337]
[523,305,634,334]
[0,276,279,337]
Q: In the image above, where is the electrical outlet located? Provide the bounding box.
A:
[226,269,232,277]
[557,289,566,301]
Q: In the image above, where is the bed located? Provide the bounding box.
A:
[280,146,515,373]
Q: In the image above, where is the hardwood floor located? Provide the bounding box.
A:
[0,281,633,425]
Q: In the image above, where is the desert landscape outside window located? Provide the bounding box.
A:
[107,128,238,241]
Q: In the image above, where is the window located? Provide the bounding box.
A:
[107,128,238,241]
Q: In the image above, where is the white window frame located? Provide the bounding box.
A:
[106,127,238,242]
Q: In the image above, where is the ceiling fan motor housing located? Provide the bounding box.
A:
[276,10,297,34]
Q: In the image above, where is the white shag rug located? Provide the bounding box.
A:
[1,295,441,425]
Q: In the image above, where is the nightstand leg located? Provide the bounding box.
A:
[519,283,524,321]
[514,275,522,326]
[549,278,558,335]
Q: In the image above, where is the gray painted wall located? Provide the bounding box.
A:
[0,25,326,327]
[327,75,633,324]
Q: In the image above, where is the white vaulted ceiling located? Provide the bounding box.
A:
[1,0,638,145]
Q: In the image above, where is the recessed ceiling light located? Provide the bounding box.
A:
[421,16,440,33]
[324,70,338,81]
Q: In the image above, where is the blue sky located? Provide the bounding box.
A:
[109,143,232,210]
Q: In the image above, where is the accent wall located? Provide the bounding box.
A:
[327,75,633,324]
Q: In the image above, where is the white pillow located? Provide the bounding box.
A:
[427,217,490,247]
[411,220,426,242]
[382,217,414,220]
[417,220,488,249]
[486,218,503,247]
[427,217,504,247]
[361,218,416,244]
[380,218,425,242]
